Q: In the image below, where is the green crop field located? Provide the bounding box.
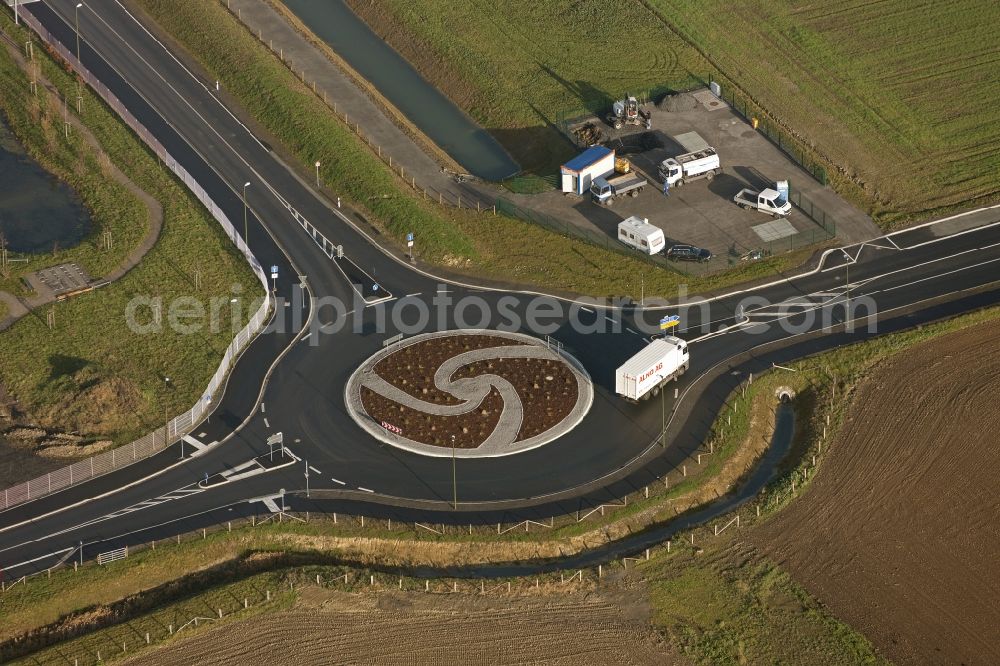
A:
[643,0,1000,224]
[353,0,1000,224]
[345,0,711,173]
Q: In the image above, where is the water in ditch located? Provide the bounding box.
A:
[0,116,91,254]
[422,400,798,577]
[278,0,520,181]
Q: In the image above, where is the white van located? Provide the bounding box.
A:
[617,216,665,255]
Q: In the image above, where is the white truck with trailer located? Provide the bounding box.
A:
[658,147,720,187]
[617,217,665,255]
[615,337,690,402]
[733,187,792,217]
[591,172,647,205]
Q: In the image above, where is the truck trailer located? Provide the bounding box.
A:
[658,147,720,187]
[615,337,689,402]
[591,172,647,205]
[617,216,665,255]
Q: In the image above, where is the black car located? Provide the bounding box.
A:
[665,244,712,262]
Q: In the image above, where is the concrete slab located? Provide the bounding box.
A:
[27,262,91,297]
[692,89,729,112]
[673,131,710,153]
[752,219,798,242]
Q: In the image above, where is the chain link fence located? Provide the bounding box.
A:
[0,12,273,512]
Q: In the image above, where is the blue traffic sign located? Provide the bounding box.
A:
[373,283,380,292]
[406,232,414,242]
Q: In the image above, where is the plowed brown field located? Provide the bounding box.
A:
[752,322,1000,664]
[124,589,684,665]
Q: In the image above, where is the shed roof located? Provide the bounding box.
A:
[561,145,613,172]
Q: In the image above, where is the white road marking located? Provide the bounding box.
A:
[330,478,346,485]
[309,465,322,475]
[626,327,642,336]
[263,417,270,429]
[181,435,206,451]
[405,292,422,298]
[605,315,615,323]
[358,487,375,493]
[580,306,594,313]
[261,497,280,513]
[260,403,265,413]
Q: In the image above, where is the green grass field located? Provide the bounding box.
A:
[0,76,147,295]
[0,16,263,444]
[351,0,1000,224]
[132,0,812,299]
[643,0,1000,224]
[345,0,710,173]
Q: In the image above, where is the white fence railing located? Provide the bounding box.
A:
[97,546,128,566]
[0,12,272,512]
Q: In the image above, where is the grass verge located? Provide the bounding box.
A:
[0,15,263,445]
[129,0,809,299]
[0,54,146,295]
[7,298,1000,645]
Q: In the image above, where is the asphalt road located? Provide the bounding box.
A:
[2,0,1000,578]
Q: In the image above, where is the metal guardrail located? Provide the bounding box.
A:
[0,12,272,512]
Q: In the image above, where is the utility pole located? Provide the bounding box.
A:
[451,434,457,509]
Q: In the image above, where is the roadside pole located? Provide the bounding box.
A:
[451,434,457,509]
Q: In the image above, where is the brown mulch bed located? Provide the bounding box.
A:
[373,335,523,405]
[362,335,579,448]
[360,386,503,449]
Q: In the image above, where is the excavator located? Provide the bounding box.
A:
[607,94,651,130]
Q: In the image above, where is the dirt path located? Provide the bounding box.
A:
[0,41,163,333]
[750,321,1000,664]
[124,586,685,665]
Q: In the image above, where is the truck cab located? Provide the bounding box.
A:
[734,187,792,216]
[590,176,614,204]
[757,187,790,215]
[658,158,683,186]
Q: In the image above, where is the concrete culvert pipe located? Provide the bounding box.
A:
[775,386,796,403]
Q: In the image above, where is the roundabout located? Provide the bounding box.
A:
[345,330,594,457]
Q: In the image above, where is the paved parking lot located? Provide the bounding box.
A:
[519,90,879,273]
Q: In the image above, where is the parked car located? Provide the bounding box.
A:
[665,244,712,262]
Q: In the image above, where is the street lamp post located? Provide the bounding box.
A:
[660,384,665,447]
[74,3,83,64]
[13,0,18,26]
[305,460,310,498]
[451,434,457,509]
[314,161,321,187]
[242,181,250,246]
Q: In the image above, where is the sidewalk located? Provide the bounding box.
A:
[229,0,495,209]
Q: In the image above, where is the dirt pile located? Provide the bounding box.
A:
[751,321,1000,664]
[658,93,698,113]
